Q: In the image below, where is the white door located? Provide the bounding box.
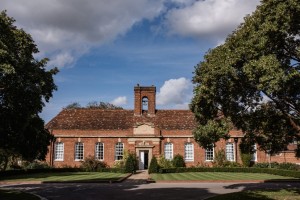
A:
[139,151,145,170]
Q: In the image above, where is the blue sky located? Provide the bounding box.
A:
[1,0,260,122]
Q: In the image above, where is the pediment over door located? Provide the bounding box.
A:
[133,123,154,135]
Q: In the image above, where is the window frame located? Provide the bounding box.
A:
[164,143,173,160]
[226,143,235,162]
[115,142,124,161]
[54,142,64,161]
[184,143,194,162]
[95,142,104,160]
[75,142,84,161]
[251,144,257,162]
[205,144,214,161]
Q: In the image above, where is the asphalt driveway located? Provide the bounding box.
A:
[1,181,300,200]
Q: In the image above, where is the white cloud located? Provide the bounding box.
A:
[1,0,262,68]
[165,0,260,41]
[111,96,127,106]
[1,0,165,68]
[157,77,192,106]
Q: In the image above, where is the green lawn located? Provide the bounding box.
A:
[150,172,298,181]
[0,189,40,200]
[0,172,127,182]
[207,189,300,200]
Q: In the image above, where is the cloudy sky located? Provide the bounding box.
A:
[1,0,260,122]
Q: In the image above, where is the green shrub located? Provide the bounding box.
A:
[241,153,253,167]
[80,156,107,171]
[148,156,159,174]
[213,149,227,167]
[172,154,185,168]
[22,161,52,170]
[158,155,173,169]
[124,153,136,173]
[254,162,300,171]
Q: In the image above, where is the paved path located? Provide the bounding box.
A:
[123,170,149,184]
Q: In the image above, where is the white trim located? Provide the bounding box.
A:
[75,142,84,161]
[115,142,124,161]
[95,142,104,161]
[251,144,257,161]
[184,143,194,162]
[164,143,173,160]
[226,143,235,162]
[54,142,64,161]
[205,145,214,161]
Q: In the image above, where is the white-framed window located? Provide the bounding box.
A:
[251,144,257,161]
[95,142,104,160]
[54,142,64,161]
[164,143,173,160]
[184,143,194,161]
[205,144,214,161]
[226,143,235,161]
[115,142,124,160]
[75,142,84,161]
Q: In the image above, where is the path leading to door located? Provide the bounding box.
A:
[123,170,149,184]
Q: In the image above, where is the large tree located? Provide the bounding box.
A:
[0,11,58,170]
[191,0,300,155]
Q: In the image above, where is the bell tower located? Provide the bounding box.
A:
[134,84,156,116]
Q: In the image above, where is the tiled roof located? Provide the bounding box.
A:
[46,109,197,130]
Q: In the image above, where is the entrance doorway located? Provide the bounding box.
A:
[139,150,149,170]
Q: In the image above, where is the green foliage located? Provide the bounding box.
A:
[64,102,81,109]
[148,156,159,174]
[239,137,255,167]
[158,155,173,169]
[113,160,125,169]
[64,101,123,110]
[0,11,57,170]
[193,119,230,148]
[241,154,253,167]
[114,151,137,173]
[80,156,107,172]
[86,101,123,110]
[213,149,227,167]
[254,162,300,171]
[124,153,137,173]
[191,0,300,155]
[172,154,186,168]
[22,161,52,170]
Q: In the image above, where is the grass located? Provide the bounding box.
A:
[0,189,40,200]
[0,172,127,182]
[150,172,298,181]
[207,189,300,200]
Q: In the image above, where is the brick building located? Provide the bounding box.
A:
[46,85,299,169]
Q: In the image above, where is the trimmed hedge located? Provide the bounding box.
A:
[158,167,300,178]
[254,162,300,171]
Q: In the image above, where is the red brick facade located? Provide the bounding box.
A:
[46,85,299,168]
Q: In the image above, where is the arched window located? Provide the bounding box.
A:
[142,97,148,111]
